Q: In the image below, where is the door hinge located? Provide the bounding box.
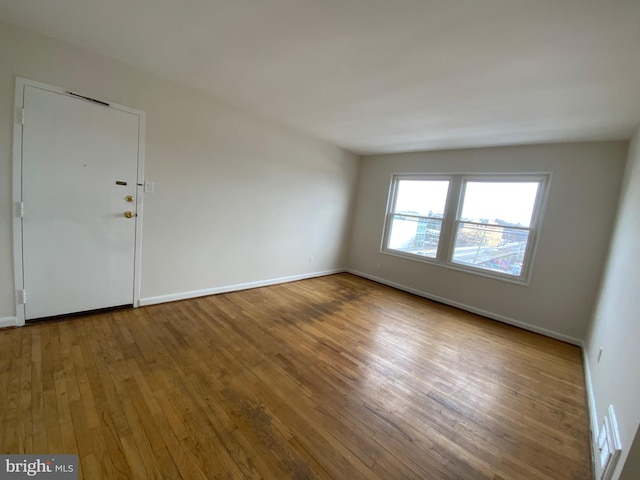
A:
[17,289,26,305]
[16,107,25,125]
[16,202,24,218]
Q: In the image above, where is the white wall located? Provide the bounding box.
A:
[585,128,640,480]
[348,142,627,342]
[0,21,359,320]
[620,427,640,480]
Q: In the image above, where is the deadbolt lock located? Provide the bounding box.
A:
[124,211,135,219]
[125,195,135,202]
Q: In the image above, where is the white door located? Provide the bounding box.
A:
[21,84,141,320]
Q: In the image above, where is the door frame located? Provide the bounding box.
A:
[12,77,146,326]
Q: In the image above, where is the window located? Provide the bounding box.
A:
[382,174,549,283]
[387,179,450,258]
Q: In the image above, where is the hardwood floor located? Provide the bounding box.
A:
[0,273,592,479]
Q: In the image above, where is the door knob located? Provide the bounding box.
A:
[124,211,135,219]
[125,195,135,202]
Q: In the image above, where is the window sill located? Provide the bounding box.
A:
[380,249,531,286]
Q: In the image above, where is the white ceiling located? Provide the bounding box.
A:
[1,0,640,154]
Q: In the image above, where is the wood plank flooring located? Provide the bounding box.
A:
[0,273,592,479]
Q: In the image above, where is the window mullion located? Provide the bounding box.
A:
[438,176,461,262]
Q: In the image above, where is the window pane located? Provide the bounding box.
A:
[459,181,540,227]
[452,223,529,276]
[394,180,450,217]
[388,215,442,258]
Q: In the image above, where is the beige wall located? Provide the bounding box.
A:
[0,21,359,320]
[348,142,627,342]
[586,128,640,480]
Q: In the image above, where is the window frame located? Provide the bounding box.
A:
[383,174,453,260]
[381,173,551,285]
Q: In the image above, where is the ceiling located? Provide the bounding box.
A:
[1,0,640,155]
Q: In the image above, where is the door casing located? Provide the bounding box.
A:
[12,77,146,326]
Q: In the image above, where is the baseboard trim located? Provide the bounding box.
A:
[582,345,598,480]
[139,268,346,306]
[347,269,583,346]
[0,316,18,328]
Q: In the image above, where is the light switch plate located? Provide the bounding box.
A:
[144,181,154,193]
